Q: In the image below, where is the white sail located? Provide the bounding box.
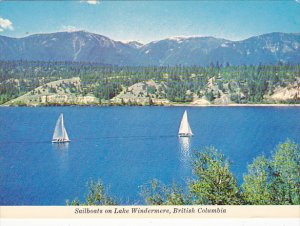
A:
[52,113,70,142]
[63,127,69,141]
[178,110,193,137]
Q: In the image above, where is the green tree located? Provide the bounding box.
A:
[242,155,272,204]
[141,179,187,205]
[189,147,241,205]
[205,90,214,102]
[148,97,154,106]
[67,179,117,206]
[269,140,300,204]
[242,140,300,205]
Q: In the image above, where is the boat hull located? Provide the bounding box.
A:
[178,133,193,137]
[52,139,70,143]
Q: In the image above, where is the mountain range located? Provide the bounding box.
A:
[0,31,299,66]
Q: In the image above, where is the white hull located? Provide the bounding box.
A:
[178,133,193,137]
[52,139,70,143]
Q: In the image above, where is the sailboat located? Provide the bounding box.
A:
[178,110,193,137]
[52,113,70,143]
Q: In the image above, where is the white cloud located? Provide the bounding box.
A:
[296,0,300,3]
[0,17,13,32]
[80,0,100,5]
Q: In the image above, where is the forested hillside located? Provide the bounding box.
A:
[0,61,299,106]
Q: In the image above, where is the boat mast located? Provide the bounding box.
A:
[61,114,65,139]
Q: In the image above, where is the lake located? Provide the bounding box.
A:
[0,106,299,205]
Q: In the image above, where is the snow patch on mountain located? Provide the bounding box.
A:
[0,31,299,66]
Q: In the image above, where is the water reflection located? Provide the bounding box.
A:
[178,137,191,163]
[52,142,69,152]
[52,143,69,173]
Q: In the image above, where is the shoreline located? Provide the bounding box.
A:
[170,103,300,107]
[1,103,300,107]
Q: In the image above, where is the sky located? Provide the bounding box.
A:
[0,0,299,44]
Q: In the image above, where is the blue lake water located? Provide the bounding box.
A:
[0,106,299,205]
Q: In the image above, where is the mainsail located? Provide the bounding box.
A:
[178,110,193,137]
[52,113,70,142]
